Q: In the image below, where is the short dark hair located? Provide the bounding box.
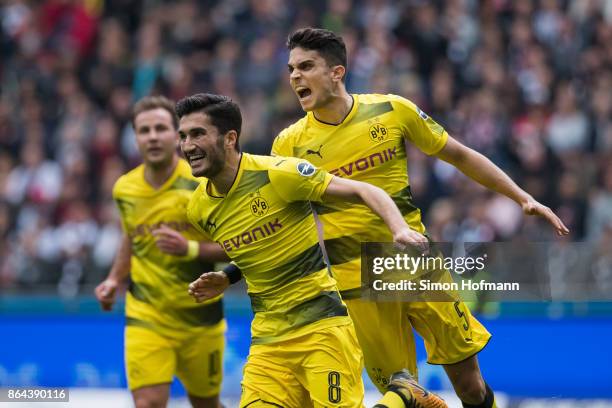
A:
[132,95,178,129]
[175,93,242,151]
[287,27,347,70]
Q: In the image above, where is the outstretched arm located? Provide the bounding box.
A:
[435,136,569,236]
[322,176,428,247]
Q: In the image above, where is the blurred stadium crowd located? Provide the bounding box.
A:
[0,0,611,296]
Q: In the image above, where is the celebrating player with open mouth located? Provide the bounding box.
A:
[272,28,569,408]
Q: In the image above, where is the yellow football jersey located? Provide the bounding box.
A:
[186,153,351,345]
[272,94,448,294]
[113,159,224,336]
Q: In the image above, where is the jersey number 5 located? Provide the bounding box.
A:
[454,301,470,331]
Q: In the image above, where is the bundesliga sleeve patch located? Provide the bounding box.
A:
[297,161,316,177]
[417,107,429,120]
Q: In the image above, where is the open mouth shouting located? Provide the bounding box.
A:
[295,86,312,103]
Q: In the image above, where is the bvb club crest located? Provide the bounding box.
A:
[368,122,388,142]
[249,196,269,217]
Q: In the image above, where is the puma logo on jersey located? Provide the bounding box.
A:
[330,147,398,177]
[305,144,323,159]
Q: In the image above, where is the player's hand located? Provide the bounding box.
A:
[95,278,119,311]
[152,224,188,256]
[521,197,570,236]
[393,227,429,253]
[188,271,230,303]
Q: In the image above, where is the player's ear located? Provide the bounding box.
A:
[332,65,345,83]
[224,130,238,150]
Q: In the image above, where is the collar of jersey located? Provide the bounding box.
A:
[205,153,245,199]
[308,94,358,128]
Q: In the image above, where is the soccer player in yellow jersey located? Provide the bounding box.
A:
[269,28,570,408]
[178,93,447,408]
[94,96,228,408]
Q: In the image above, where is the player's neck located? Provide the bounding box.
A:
[312,91,353,125]
[210,151,242,195]
[144,155,178,189]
